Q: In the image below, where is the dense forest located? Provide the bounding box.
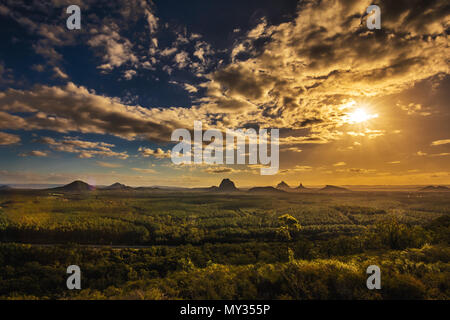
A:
[0,191,448,299]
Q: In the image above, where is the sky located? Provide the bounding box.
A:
[0,0,449,188]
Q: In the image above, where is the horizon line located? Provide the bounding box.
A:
[2,180,450,190]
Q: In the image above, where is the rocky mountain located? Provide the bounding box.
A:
[51,180,95,192]
[276,181,291,191]
[297,183,308,190]
[218,178,238,192]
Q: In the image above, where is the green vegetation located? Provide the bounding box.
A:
[0,190,448,299]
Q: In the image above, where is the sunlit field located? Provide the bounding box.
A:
[1,189,448,299]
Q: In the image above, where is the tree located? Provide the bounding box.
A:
[277,214,301,241]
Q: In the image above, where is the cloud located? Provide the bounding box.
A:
[53,67,69,79]
[278,134,338,145]
[431,139,450,146]
[123,69,137,80]
[415,150,450,158]
[429,153,450,157]
[0,62,14,85]
[138,147,171,159]
[341,168,378,174]
[0,132,20,145]
[396,103,431,116]
[279,165,313,174]
[0,4,9,15]
[198,0,449,144]
[285,147,303,153]
[32,64,45,72]
[174,51,190,69]
[144,8,158,34]
[160,47,177,56]
[132,167,156,174]
[333,162,347,167]
[88,25,139,71]
[31,39,64,63]
[19,150,48,157]
[0,82,186,141]
[202,166,244,174]
[183,83,198,93]
[36,136,128,159]
[1,0,448,187]
[5,1,176,96]
[96,161,123,168]
[347,129,385,139]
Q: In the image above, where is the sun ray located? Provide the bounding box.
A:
[346,108,379,124]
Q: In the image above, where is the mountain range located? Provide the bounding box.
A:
[2,179,448,193]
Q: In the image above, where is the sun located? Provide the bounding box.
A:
[347,108,378,124]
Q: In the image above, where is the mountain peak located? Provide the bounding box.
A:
[276,181,290,189]
[104,182,130,190]
[69,180,90,187]
[111,182,123,187]
[52,180,95,192]
[218,178,237,191]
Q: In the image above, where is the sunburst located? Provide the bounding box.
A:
[347,108,378,124]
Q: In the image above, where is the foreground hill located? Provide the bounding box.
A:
[50,180,95,192]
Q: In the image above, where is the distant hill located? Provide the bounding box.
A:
[420,185,450,192]
[319,185,350,192]
[0,185,13,191]
[192,186,219,192]
[134,187,163,192]
[276,181,291,191]
[248,186,286,194]
[217,179,238,192]
[102,182,132,190]
[50,180,95,192]
[297,183,308,190]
